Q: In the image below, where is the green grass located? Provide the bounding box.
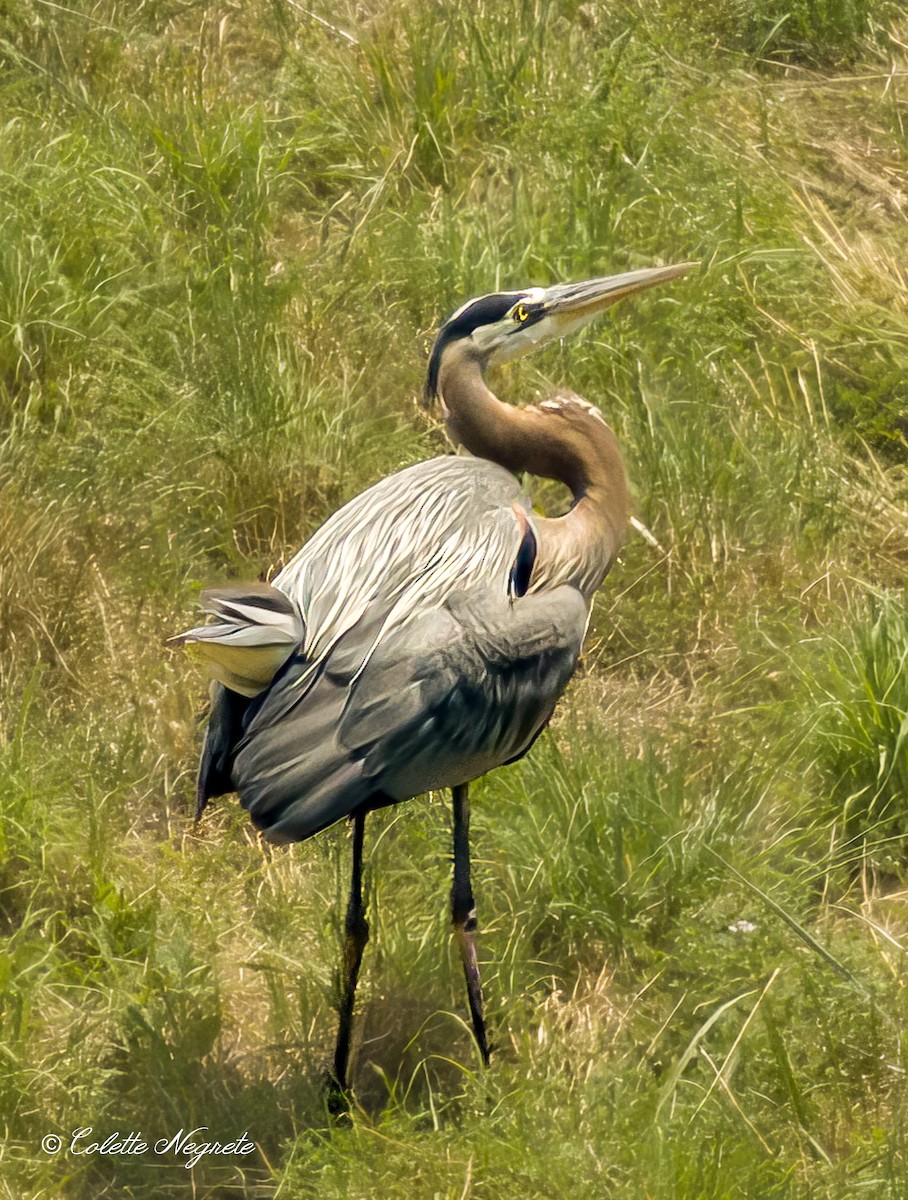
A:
[1,1,907,1196]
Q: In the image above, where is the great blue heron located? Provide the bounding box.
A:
[174,262,693,1106]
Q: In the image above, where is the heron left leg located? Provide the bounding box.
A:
[327,810,369,1114]
[451,783,491,1066]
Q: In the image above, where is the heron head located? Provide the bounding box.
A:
[423,262,697,404]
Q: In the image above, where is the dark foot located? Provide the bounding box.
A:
[323,1070,353,1120]
[454,919,492,1066]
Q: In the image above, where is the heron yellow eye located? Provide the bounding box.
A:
[514,303,530,323]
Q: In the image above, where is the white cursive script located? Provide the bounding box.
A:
[60,1126,256,1170]
[154,1127,256,1170]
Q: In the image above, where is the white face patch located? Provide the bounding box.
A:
[485,314,559,363]
[484,305,605,367]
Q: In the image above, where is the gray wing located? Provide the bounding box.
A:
[180,456,534,810]
[232,585,589,844]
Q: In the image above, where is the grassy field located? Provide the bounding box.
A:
[1,0,907,1196]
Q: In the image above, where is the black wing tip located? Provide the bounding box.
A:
[194,787,212,822]
[194,683,250,818]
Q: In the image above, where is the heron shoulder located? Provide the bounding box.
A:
[271,454,533,670]
[528,388,610,429]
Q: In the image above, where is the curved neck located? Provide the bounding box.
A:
[437,343,628,595]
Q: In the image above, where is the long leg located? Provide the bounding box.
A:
[328,810,369,1112]
[451,783,491,1065]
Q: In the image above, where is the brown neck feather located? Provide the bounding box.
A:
[437,342,628,596]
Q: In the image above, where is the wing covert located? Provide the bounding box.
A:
[233,584,589,843]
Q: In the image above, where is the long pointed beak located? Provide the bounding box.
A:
[540,262,698,334]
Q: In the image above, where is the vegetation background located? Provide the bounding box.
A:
[1,0,907,1196]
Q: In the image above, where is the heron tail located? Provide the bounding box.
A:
[171,583,304,698]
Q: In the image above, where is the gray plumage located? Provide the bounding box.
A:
[190,456,588,843]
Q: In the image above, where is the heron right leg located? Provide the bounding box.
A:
[327,810,369,1114]
[451,783,491,1066]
